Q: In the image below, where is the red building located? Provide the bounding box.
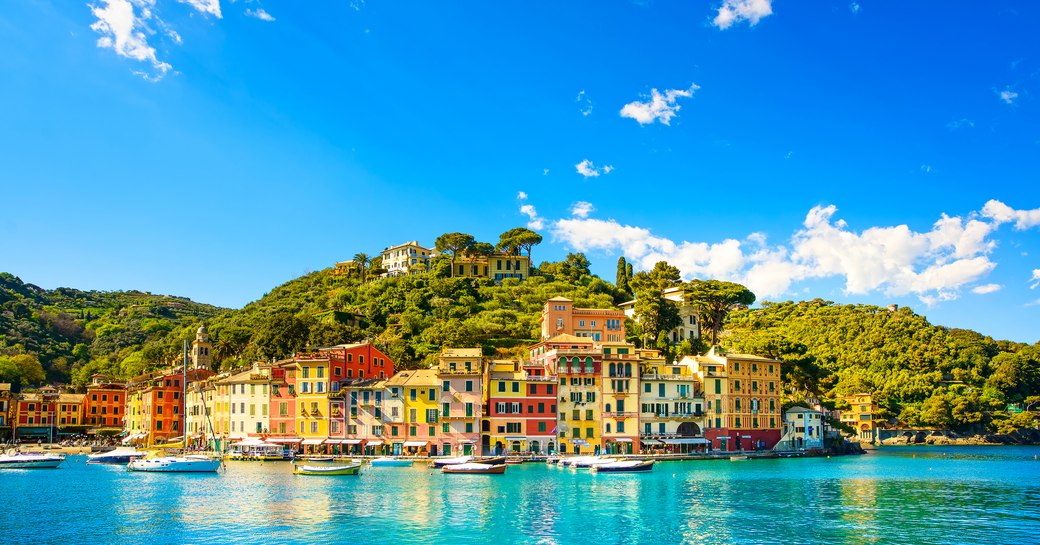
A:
[267,363,298,440]
[84,374,126,432]
[126,367,214,445]
[324,342,396,382]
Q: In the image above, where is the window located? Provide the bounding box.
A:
[443,381,450,392]
[465,423,473,433]
[465,380,473,392]
[498,382,505,392]
[465,403,473,417]
[617,421,625,433]
[311,421,318,433]
[428,389,435,401]
[511,382,519,393]
[410,389,417,401]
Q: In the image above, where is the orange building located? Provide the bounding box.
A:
[84,374,126,433]
[539,297,626,343]
[126,367,214,446]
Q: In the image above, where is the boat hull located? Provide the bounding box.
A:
[370,458,413,467]
[592,461,654,473]
[442,463,507,475]
[0,458,64,469]
[293,464,361,476]
[128,456,222,473]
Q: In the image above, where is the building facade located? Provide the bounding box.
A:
[436,348,482,456]
[380,241,434,277]
[540,297,626,342]
[840,393,879,443]
[83,374,126,433]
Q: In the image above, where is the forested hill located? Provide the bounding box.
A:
[723,299,1039,433]
[0,272,225,387]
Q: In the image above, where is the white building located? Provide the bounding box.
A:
[776,406,824,450]
[380,241,433,277]
[618,286,700,344]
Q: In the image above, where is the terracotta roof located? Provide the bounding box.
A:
[546,333,588,343]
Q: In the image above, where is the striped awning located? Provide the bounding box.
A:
[403,441,428,448]
[365,440,384,446]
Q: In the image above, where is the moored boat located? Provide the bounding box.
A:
[441,462,507,475]
[128,454,222,473]
[86,448,145,465]
[590,460,654,473]
[475,456,507,465]
[730,455,749,462]
[430,455,474,468]
[505,457,524,464]
[0,451,65,469]
[572,456,619,469]
[370,457,413,467]
[293,462,361,476]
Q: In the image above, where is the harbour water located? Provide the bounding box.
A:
[3,446,1039,544]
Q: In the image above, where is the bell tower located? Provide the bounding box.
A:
[191,324,213,370]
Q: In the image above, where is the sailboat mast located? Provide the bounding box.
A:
[183,339,188,455]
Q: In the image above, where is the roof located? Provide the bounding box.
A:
[547,296,572,302]
[440,347,482,358]
[385,368,437,387]
[784,406,820,414]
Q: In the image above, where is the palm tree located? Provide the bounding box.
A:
[353,253,370,283]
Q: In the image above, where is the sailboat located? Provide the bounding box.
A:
[128,341,222,473]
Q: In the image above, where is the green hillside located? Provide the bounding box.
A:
[0,272,225,388]
[723,299,1040,434]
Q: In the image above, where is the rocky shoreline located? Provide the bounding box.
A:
[876,428,1040,446]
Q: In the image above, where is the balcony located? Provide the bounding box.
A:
[439,368,481,376]
[330,410,343,418]
[603,412,636,419]
[641,373,692,381]
[526,375,558,382]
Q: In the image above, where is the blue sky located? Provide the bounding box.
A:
[1,1,1038,343]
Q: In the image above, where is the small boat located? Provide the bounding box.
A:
[0,451,65,469]
[128,454,222,473]
[87,448,145,465]
[573,456,618,469]
[441,462,507,475]
[293,462,361,476]
[430,455,473,468]
[370,457,413,467]
[545,455,562,465]
[301,456,334,462]
[591,460,654,473]
[729,455,749,462]
[505,457,524,465]
[475,456,507,465]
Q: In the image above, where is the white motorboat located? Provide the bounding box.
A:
[86,448,145,465]
[128,454,222,473]
[0,451,65,469]
[430,455,474,468]
[370,457,413,467]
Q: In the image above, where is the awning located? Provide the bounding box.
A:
[365,440,384,446]
[504,436,525,441]
[342,439,363,445]
[457,439,475,444]
[267,437,302,444]
[301,439,326,446]
[640,439,663,445]
[614,438,633,443]
[662,438,710,445]
[403,441,429,448]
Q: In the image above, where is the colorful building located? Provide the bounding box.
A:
[220,364,274,441]
[125,367,214,446]
[324,342,395,382]
[531,334,603,455]
[840,393,879,443]
[601,343,640,454]
[83,374,126,434]
[335,378,387,455]
[688,348,782,451]
[639,350,707,453]
[380,240,434,277]
[283,351,331,453]
[12,388,84,441]
[436,347,483,456]
[384,369,441,456]
[485,359,527,455]
[540,296,626,342]
[0,383,11,439]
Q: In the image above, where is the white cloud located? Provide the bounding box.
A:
[981,200,1040,230]
[576,90,593,117]
[517,192,544,230]
[620,84,700,126]
[713,0,773,30]
[575,159,614,178]
[571,202,595,218]
[1031,269,1040,289]
[350,0,366,11]
[542,169,549,176]
[180,0,222,18]
[90,0,171,80]
[245,8,274,21]
[849,2,861,14]
[999,88,1019,104]
[921,164,932,173]
[947,118,975,130]
[972,284,1002,294]
[545,201,1026,306]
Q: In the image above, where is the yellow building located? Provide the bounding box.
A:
[841,393,879,442]
[380,240,434,277]
[452,252,531,282]
[185,377,217,448]
[485,358,527,455]
[639,350,706,453]
[601,343,640,454]
[384,369,441,456]
[686,348,782,451]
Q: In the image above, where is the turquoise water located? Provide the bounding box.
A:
[3,446,1040,544]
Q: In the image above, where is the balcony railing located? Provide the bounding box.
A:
[526,375,558,382]
[641,373,693,381]
[439,368,482,375]
[603,412,636,419]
